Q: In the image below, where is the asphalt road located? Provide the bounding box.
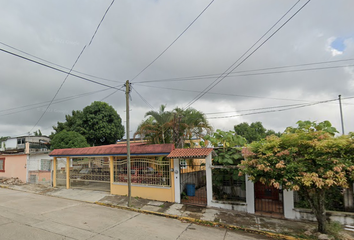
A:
[0,188,273,240]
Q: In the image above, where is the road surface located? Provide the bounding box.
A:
[0,188,273,240]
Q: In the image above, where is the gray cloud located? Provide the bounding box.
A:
[0,0,353,139]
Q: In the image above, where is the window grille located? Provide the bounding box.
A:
[114,158,170,187]
[40,159,51,171]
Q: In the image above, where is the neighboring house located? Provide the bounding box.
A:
[49,143,176,202]
[0,136,52,184]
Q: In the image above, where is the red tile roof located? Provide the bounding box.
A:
[167,148,214,158]
[49,143,174,157]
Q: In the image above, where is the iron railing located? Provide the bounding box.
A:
[114,158,170,187]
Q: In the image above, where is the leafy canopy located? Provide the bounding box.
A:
[51,130,89,150]
[52,101,124,146]
[234,121,280,143]
[203,129,246,165]
[238,120,354,233]
[135,105,212,147]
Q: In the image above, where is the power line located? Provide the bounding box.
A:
[134,58,354,84]
[135,83,308,102]
[185,0,311,108]
[100,85,126,101]
[131,85,154,109]
[130,0,215,82]
[207,98,337,119]
[0,47,123,89]
[0,84,125,118]
[89,0,115,46]
[205,102,308,115]
[29,45,87,132]
[28,0,116,132]
[0,41,122,83]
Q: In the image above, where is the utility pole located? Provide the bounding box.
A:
[125,80,131,207]
[338,95,345,135]
[339,94,353,211]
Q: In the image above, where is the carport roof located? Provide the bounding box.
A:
[49,143,175,157]
[167,148,214,158]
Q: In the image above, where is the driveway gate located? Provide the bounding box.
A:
[180,159,207,206]
[69,157,110,191]
[254,182,283,215]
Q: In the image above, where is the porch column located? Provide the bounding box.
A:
[245,174,255,214]
[109,156,114,194]
[205,153,213,206]
[283,190,295,219]
[66,157,70,189]
[53,157,57,187]
[173,158,180,203]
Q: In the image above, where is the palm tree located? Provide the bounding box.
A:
[177,107,212,148]
[135,105,172,144]
[134,105,212,147]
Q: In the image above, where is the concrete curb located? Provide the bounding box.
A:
[94,202,304,240]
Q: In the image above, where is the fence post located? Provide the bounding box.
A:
[206,153,213,206]
[66,157,70,189]
[283,190,295,219]
[53,157,57,187]
[245,174,255,214]
[109,156,114,194]
[173,158,181,203]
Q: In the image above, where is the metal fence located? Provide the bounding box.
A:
[69,157,110,191]
[55,158,67,187]
[114,158,170,187]
[211,166,246,202]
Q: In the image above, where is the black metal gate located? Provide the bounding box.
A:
[180,159,207,206]
[69,157,110,192]
[254,182,283,216]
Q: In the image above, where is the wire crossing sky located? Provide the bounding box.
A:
[0,0,353,137]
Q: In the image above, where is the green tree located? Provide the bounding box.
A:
[50,130,90,149]
[234,122,280,143]
[33,129,42,136]
[52,101,125,146]
[238,121,354,233]
[203,130,246,200]
[144,105,173,144]
[134,105,212,147]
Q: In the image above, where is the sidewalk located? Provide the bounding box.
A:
[1,183,353,240]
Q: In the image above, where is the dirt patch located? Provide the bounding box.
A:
[0,177,25,185]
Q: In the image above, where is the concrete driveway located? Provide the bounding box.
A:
[0,188,273,240]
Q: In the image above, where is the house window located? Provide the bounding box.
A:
[40,159,51,171]
[180,159,187,169]
[0,158,5,172]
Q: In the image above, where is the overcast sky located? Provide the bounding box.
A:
[0,0,353,139]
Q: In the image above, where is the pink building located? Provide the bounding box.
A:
[0,136,52,184]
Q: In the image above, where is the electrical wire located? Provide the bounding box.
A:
[0,47,123,90]
[134,58,354,84]
[28,0,117,132]
[131,85,154,109]
[207,98,337,119]
[204,103,309,115]
[0,41,122,83]
[135,83,308,102]
[130,0,215,82]
[88,0,115,46]
[0,84,124,118]
[29,45,87,132]
[185,0,311,108]
[100,85,126,101]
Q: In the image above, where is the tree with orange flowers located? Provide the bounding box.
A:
[238,121,354,233]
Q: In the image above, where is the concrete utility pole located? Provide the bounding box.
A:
[338,95,345,135]
[125,80,131,207]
